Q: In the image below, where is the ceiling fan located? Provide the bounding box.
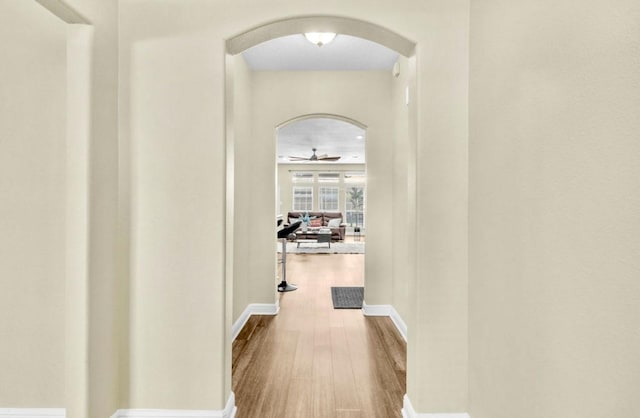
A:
[288,148,341,162]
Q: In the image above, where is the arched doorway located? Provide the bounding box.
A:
[276,113,367,232]
[275,114,367,288]
[225,15,417,417]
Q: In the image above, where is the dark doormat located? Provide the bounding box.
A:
[331,286,364,309]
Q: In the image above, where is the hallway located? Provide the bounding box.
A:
[232,254,406,417]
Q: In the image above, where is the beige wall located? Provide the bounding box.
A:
[407,2,470,412]
[0,0,67,407]
[390,55,413,324]
[247,70,394,311]
[0,0,120,415]
[469,1,640,417]
[119,1,228,409]
[63,1,121,417]
[65,23,93,418]
[232,55,254,322]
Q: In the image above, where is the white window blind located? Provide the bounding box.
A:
[292,172,314,183]
[319,187,339,211]
[293,187,313,211]
[318,172,340,183]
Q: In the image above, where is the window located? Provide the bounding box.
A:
[319,187,339,211]
[288,170,366,225]
[345,186,365,227]
[293,187,313,211]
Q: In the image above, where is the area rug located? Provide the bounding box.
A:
[276,241,365,254]
[331,287,364,309]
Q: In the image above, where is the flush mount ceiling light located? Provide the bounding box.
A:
[304,32,337,47]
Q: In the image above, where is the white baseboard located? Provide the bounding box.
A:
[401,395,469,418]
[231,302,279,341]
[111,393,235,418]
[389,307,408,342]
[361,302,407,342]
[0,410,65,418]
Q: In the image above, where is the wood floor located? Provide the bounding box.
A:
[232,253,406,418]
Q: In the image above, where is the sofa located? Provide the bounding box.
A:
[285,211,347,241]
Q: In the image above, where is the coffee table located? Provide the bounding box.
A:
[295,229,332,248]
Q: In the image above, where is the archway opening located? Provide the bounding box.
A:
[225,15,417,417]
[276,114,367,234]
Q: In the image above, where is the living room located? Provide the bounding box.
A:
[276,118,367,254]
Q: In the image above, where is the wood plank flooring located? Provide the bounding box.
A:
[232,253,406,418]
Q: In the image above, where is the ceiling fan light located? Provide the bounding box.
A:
[304,32,337,47]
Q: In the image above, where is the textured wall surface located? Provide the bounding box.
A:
[0,0,67,407]
[469,1,640,417]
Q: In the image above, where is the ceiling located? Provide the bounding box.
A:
[277,118,365,165]
[242,34,399,71]
[244,34,397,164]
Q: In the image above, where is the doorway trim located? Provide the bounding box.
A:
[277,113,368,131]
[226,15,415,57]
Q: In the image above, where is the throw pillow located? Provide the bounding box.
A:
[327,218,342,228]
[288,217,299,225]
[310,218,323,227]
